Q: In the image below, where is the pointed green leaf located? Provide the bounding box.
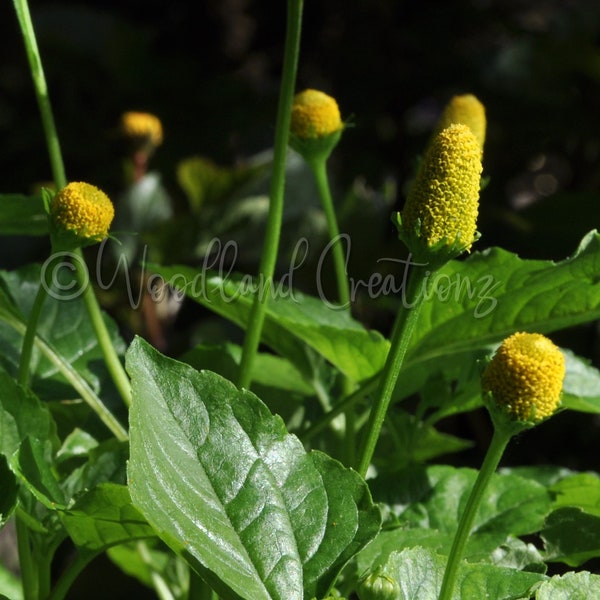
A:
[0,368,59,457]
[541,507,600,566]
[60,483,155,551]
[407,230,600,367]
[127,337,380,600]
[148,265,389,382]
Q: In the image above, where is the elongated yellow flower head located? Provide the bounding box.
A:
[402,123,482,252]
[290,89,343,140]
[120,111,163,147]
[51,182,114,242]
[482,332,565,422]
[435,94,486,153]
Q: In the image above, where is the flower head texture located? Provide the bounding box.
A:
[290,89,343,140]
[120,111,163,147]
[50,182,114,242]
[482,332,566,422]
[435,94,486,154]
[401,123,482,253]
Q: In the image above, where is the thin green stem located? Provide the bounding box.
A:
[309,159,351,308]
[437,427,512,600]
[13,0,66,188]
[136,542,177,600]
[237,0,304,390]
[18,283,49,387]
[73,248,132,406]
[5,313,128,441]
[16,516,38,600]
[356,265,428,478]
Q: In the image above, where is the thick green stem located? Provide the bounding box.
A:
[356,265,428,477]
[437,427,512,600]
[237,0,304,390]
[13,0,66,188]
[73,248,132,406]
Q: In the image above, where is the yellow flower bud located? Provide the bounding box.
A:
[50,182,114,242]
[482,332,565,422]
[434,94,486,154]
[401,123,482,254]
[290,89,343,140]
[120,111,163,147]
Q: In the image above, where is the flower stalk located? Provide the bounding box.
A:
[237,0,304,390]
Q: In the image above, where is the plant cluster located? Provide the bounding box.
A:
[2,1,600,600]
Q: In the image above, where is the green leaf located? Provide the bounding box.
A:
[0,264,126,399]
[541,507,600,566]
[370,465,551,561]
[372,547,545,600]
[407,230,600,367]
[127,337,380,600]
[11,437,66,509]
[0,368,59,457]
[548,472,600,516]
[561,350,600,413]
[148,265,389,382]
[60,483,155,551]
[0,194,48,236]
[0,561,22,600]
[535,571,600,599]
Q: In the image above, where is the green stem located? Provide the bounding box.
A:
[18,282,49,388]
[237,0,304,390]
[437,427,512,600]
[13,0,132,408]
[309,159,356,464]
[137,542,176,600]
[73,248,132,406]
[13,0,66,188]
[356,265,428,478]
[309,159,351,308]
[4,313,128,440]
[16,516,38,600]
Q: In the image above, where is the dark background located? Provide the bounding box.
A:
[2,0,600,596]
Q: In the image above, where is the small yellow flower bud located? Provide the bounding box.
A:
[401,123,482,255]
[291,89,343,140]
[120,111,163,147]
[482,332,566,422]
[434,94,486,154]
[50,182,114,243]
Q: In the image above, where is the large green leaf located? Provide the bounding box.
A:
[127,337,380,600]
[148,264,389,382]
[407,230,600,367]
[535,571,600,599]
[0,194,48,236]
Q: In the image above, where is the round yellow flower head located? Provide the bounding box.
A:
[482,332,565,422]
[120,111,163,147]
[400,123,482,259]
[50,182,114,243]
[435,94,486,154]
[290,89,343,140]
